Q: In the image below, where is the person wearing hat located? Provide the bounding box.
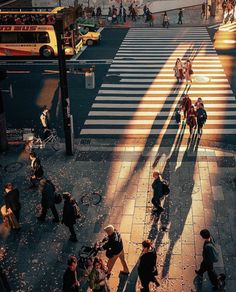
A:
[63,256,80,292]
[138,239,160,291]
[101,225,129,278]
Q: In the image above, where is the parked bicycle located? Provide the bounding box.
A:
[25,128,60,152]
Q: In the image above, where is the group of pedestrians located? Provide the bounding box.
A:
[173,58,193,83]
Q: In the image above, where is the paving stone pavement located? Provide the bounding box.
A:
[0,139,236,291]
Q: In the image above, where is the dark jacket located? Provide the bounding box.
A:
[0,267,11,292]
[138,248,157,279]
[152,178,163,200]
[63,268,79,292]
[41,180,55,208]
[197,108,207,125]
[203,238,218,264]
[62,200,76,226]
[102,230,123,258]
[4,188,21,212]
[32,158,44,178]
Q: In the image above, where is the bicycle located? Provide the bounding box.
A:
[25,129,60,152]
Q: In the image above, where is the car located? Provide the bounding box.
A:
[78,28,100,46]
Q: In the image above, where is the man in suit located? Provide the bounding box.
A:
[4,182,21,223]
[29,152,44,188]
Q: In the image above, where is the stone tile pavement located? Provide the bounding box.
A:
[0,139,235,291]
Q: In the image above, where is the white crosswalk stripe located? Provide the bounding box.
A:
[80,28,236,140]
[208,21,236,32]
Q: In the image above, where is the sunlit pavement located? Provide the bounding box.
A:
[0,139,235,291]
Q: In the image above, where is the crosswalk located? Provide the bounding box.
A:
[208,21,236,32]
[80,27,236,139]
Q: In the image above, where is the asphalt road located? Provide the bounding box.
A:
[0,28,128,137]
[0,26,236,145]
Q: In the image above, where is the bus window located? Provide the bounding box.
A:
[36,32,50,43]
[0,32,17,43]
[18,32,35,43]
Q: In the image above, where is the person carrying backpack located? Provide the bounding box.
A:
[196,103,207,138]
[195,229,226,290]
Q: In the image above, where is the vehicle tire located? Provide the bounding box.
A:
[40,46,54,58]
[86,39,94,46]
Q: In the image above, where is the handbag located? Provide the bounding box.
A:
[1,205,20,229]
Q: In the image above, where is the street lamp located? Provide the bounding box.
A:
[55,13,74,156]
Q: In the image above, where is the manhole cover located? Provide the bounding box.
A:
[4,162,24,173]
[80,192,101,206]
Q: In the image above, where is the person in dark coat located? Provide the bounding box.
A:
[195,229,226,290]
[151,171,164,213]
[177,8,183,24]
[29,152,44,188]
[101,225,129,278]
[196,103,207,138]
[187,105,197,136]
[63,256,80,292]
[0,266,11,292]
[4,182,21,222]
[138,239,160,291]
[181,94,192,120]
[37,179,59,222]
[62,192,77,242]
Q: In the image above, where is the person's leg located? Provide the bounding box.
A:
[207,264,219,287]
[50,205,59,222]
[118,250,129,273]
[107,254,119,274]
[196,260,208,277]
[68,224,76,238]
[13,209,20,222]
[38,206,47,220]
[140,276,150,292]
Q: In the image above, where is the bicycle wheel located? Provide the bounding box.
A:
[51,136,60,151]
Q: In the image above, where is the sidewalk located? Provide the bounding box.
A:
[0,139,235,291]
[101,4,224,28]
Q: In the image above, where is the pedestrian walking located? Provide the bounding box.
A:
[201,2,206,18]
[96,7,102,18]
[187,105,197,136]
[195,229,226,290]
[194,97,204,110]
[177,8,183,24]
[3,182,21,223]
[101,225,129,278]
[37,179,59,223]
[130,7,137,21]
[181,94,192,120]
[151,171,165,213]
[119,4,126,23]
[185,59,193,83]
[138,239,160,292]
[88,257,110,291]
[162,12,169,28]
[62,192,78,242]
[196,103,207,138]
[40,105,51,139]
[173,58,184,83]
[29,152,44,188]
[63,256,80,292]
[0,266,11,292]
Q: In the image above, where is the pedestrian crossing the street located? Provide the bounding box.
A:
[80,27,236,140]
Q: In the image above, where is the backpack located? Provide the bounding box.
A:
[206,242,219,263]
[162,180,170,196]
[198,108,207,123]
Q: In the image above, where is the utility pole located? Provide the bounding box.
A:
[55,13,73,156]
[0,70,7,152]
